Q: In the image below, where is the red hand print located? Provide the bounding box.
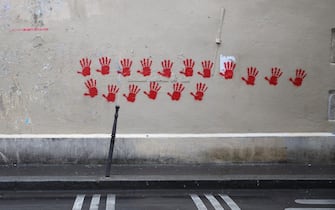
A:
[84,78,98,97]
[289,69,307,87]
[190,83,208,101]
[137,58,152,77]
[96,57,111,75]
[242,67,259,86]
[167,82,185,101]
[144,81,161,100]
[220,61,236,79]
[102,84,119,102]
[265,67,283,86]
[123,84,140,103]
[77,58,91,76]
[180,59,195,77]
[158,59,173,78]
[117,58,132,77]
[197,60,213,78]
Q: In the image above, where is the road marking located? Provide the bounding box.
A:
[204,194,224,210]
[219,194,241,210]
[106,194,116,210]
[285,208,335,210]
[190,194,208,210]
[295,199,335,205]
[72,194,85,210]
[89,194,101,210]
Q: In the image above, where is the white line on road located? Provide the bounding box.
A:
[89,194,101,210]
[219,194,241,210]
[205,194,224,210]
[190,194,207,210]
[295,199,335,205]
[106,194,116,210]
[285,208,335,210]
[72,194,85,210]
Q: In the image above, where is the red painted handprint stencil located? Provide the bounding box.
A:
[167,83,185,101]
[84,78,98,97]
[180,59,195,77]
[96,57,111,75]
[289,69,307,87]
[265,67,283,86]
[242,67,259,86]
[117,58,132,77]
[190,83,208,101]
[77,58,92,76]
[123,84,140,103]
[158,59,173,78]
[137,58,152,77]
[220,61,236,79]
[198,60,213,78]
[102,84,119,102]
[144,81,161,100]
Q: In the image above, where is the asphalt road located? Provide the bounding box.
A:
[0,189,334,210]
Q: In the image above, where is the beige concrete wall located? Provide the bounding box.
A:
[0,0,335,134]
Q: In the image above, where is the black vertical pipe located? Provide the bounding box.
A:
[105,105,120,177]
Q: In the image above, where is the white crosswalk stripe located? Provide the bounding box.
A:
[204,194,224,210]
[89,194,101,210]
[106,194,116,210]
[219,194,241,210]
[190,194,208,210]
[190,194,241,210]
[71,194,116,210]
[72,194,85,210]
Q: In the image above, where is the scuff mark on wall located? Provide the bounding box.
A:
[0,94,5,119]
[0,63,9,77]
[32,35,45,48]
[68,0,86,19]
[0,73,33,131]
[34,81,54,97]
[27,0,64,26]
[0,0,10,31]
[0,48,24,77]
[2,0,66,29]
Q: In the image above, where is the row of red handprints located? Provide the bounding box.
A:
[84,79,207,102]
[77,57,210,78]
[77,57,307,87]
[84,80,206,102]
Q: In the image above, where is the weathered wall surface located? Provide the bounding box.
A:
[1,135,334,164]
[0,0,335,134]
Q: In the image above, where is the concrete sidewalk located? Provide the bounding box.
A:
[0,164,334,190]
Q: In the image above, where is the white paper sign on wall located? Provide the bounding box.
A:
[220,55,236,73]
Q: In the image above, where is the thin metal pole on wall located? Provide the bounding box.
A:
[105,105,120,177]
